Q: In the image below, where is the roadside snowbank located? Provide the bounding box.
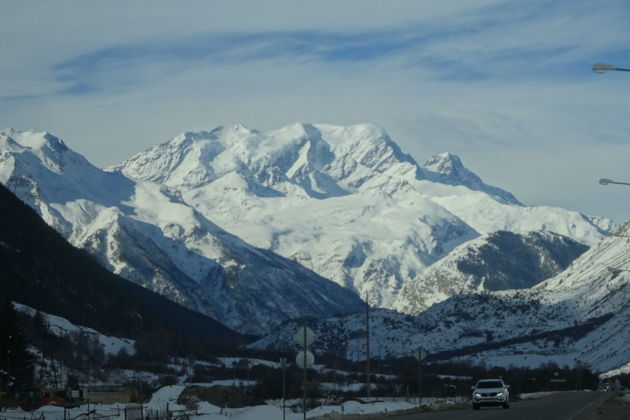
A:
[0,386,462,420]
[519,391,555,400]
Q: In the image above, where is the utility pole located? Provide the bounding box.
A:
[418,359,422,407]
[7,334,12,391]
[294,325,316,420]
[6,350,10,388]
[365,291,370,400]
[280,358,287,420]
[414,348,428,407]
[303,325,307,420]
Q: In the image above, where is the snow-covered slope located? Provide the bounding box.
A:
[0,129,364,334]
[112,123,610,308]
[0,124,613,336]
[422,152,520,205]
[15,303,135,356]
[394,230,589,315]
[251,222,630,373]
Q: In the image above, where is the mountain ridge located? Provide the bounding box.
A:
[0,181,245,345]
[109,122,610,309]
[0,128,365,334]
[0,124,613,331]
[250,221,630,373]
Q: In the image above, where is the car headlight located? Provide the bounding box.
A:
[496,392,504,397]
[474,392,482,397]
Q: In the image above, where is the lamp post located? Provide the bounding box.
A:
[599,178,630,186]
[6,335,11,390]
[593,63,630,74]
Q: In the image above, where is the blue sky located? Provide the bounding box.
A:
[2,0,630,221]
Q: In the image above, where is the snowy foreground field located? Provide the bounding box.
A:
[0,385,472,420]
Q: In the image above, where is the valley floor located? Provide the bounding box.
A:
[5,387,627,420]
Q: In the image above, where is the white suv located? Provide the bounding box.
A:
[471,378,510,410]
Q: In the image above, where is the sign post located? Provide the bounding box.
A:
[280,358,287,420]
[550,371,565,389]
[294,325,317,420]
[414,348,428,407]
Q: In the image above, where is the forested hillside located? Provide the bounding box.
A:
[0,183,248,354]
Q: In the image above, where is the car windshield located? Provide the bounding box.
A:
[477,381,503,389]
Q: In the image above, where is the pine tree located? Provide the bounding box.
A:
[0,298,34,394]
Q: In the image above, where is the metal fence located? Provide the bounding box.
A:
[0,407,123,420]
[0,406,195,420]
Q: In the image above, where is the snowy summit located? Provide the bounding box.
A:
[0,123,613,333]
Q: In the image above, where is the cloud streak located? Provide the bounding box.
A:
[1,0,630,221]
[44,0,630,97]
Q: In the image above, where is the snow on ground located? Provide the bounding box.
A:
[437,374,473,380]
[189,380,256,387]
[0,389,463,420]
[306,400,416,418]
[454,352,581,370]
[195,401,222,415]
[204,400,424,420]
[599,361,630,379]
[146,385,187,411]
[3,403,132,420]
[319,382,375,392]
[519,392,555,400]
[218,357,280,369]
[14,303,135,356]
[107,368,160,386]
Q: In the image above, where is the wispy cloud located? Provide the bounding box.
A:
[50,28,433,96]
[1,0,630,221]
[42,0,630,98]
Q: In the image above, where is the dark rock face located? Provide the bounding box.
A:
[457,231,589,290]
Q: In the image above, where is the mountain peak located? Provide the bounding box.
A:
[116,123,522,205]
[423,152,465,176]
[1,129,69,156]
[0,129,94,182]
[217,123,256,139]
[0,124,613,336]
[423,152,520,205]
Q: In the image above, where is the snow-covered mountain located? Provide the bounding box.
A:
[15,303,135,357]
[112,123,610,309]
[394,230,589,315]
[0,129,364,334]
[0,124,613,336]
[250,221,630,374]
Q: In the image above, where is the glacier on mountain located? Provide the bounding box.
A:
[0,123,614,334]
[112,122,610,310]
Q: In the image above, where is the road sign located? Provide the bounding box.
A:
[295,351,315,369]
[414,348,428,361]
[294,326,317,348]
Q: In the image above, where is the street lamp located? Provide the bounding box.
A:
[599,178,630,186]
[593,63,630,74]
[6,335,11,390]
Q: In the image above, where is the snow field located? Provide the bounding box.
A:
[0,386,463,420]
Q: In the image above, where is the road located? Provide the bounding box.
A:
[372,392,611,420]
